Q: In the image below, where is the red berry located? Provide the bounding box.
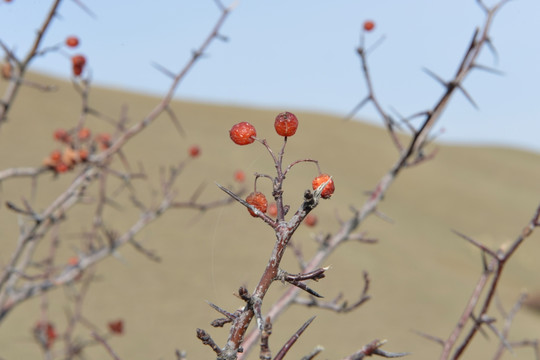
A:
[68,256,79,266]
[54,162,69,174]
[234,170,246,183]
[229,122,256,145]
[108,320,124,335]
[53,129,71,143]
[245,191,268,217]
[304,214,318,227]
[33,321,57,349]
[95,133,111,149]
[71,55,86,76]
[66,36,79,48]
[77,127,91,140]
[312,174,335,199]
[71,55,86,67]
[50,150,62,163]
[189,145,201,158]
[268,202,278,217]
[363,20,375,32]
[274,112,298,137]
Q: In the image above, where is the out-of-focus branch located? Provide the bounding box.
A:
[341,339,409,360]
[0,0,236,325]
[439,203,540,359]
[0,0,63,123]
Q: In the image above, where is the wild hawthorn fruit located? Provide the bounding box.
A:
[229,122,256,145]
[189,145,201,158]
[71,55,86,76]
[43,150,62,168]
[50,150,62,163]
[53,129,71,143]
[245,191,268,217]
[108,320,124,335]
[304,214,318,227]
[363,20,375,32]
[33,321,57,349]
[77,127,91,140]
[54,162,69,174]
[267,202,278,217]
[274,111,298,137]
[312,174,335,199]
[234,170,246,183]
[65,36,79,48]
[95,133,111,149]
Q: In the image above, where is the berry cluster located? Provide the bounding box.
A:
[43,127,112,174]
[229,112,334,220]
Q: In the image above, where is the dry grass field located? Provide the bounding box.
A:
[0,73,539,359]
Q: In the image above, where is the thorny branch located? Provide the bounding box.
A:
[237,1,512,358]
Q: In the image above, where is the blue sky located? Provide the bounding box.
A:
[2,0,539,153]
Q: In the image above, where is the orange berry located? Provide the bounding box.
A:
[274,112,298,137]
[245,191,268,217]
[229,122,256,145]
[54,162,69,173]
[189,145,201,158]
[312,174,335,199]
[77,127,91,140]
[304,214,318,227]
[68,256,79,266]
[363,20,375,32]
[50,150,62,163]
[268,202,278,217]
[234,170,246,183]
[65,36,79,48]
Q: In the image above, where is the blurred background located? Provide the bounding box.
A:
[1,0,540,152]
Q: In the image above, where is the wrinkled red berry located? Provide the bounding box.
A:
[230,122,256,145]
[274,112,298,137]
[312,174,335,199]
[245,191,268,217]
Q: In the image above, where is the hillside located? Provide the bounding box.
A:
[0,72,539,359]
